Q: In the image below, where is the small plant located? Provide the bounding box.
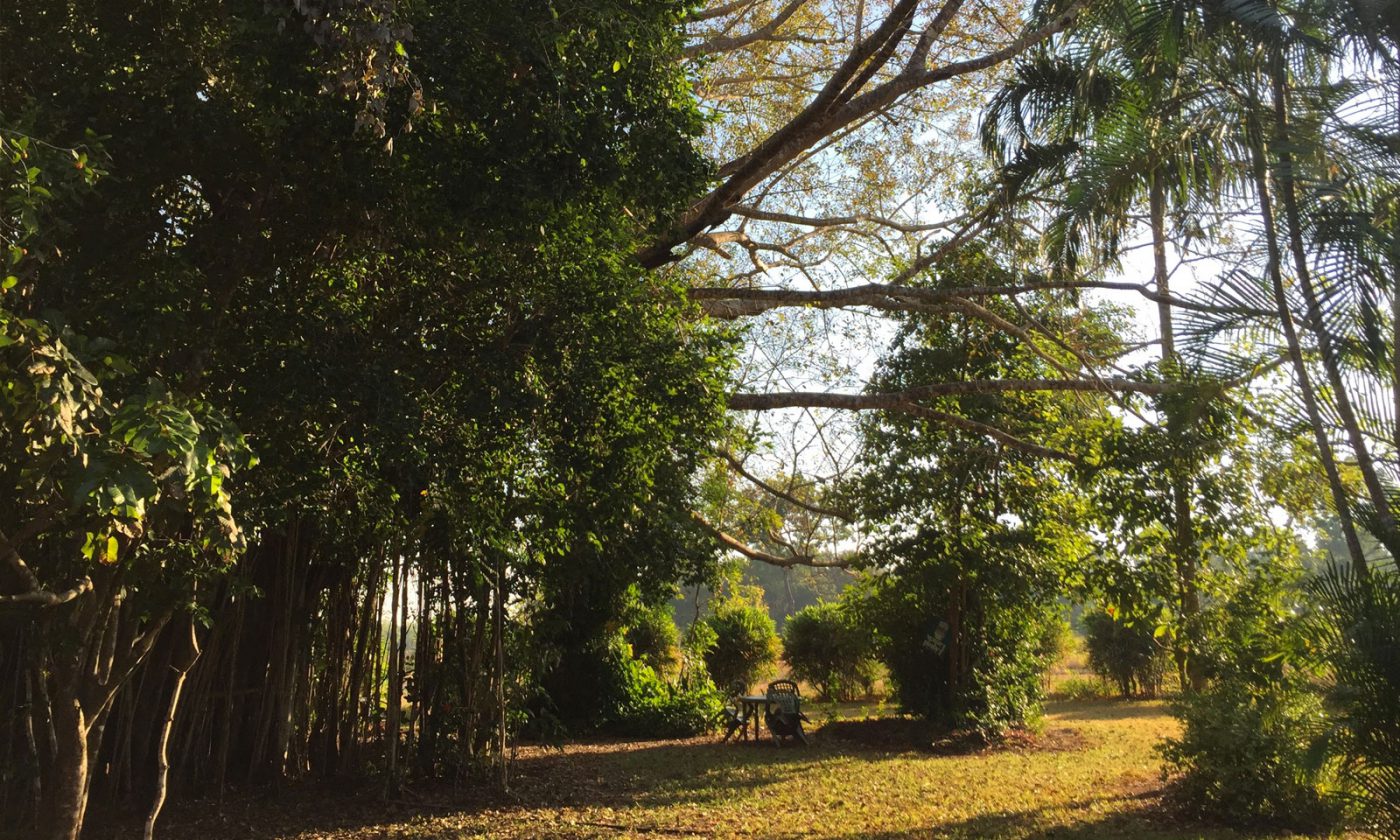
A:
[1056,676,1115,701]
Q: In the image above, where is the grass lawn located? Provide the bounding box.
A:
[135,698,1341,840]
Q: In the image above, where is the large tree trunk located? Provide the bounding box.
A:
[47,696,87,840]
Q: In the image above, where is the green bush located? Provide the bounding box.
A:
[702,596,780,694]
[1159,564,1348,833]
[1160,677,1344,830]
[782,601,878,700]
[1082,609,1168,698]
[1056,676,1115,701]
[624,601,682,680]
[600,635,722,738]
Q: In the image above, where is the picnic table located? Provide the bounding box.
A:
[722,680,809,745]
[736,694,771,742]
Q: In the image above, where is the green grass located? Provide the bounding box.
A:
[147,698,1346,839]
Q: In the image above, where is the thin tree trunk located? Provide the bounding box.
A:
[1270,57,1390,568]
[1247,108,1369,572]
[47,694,87,840]
[143,617,200,840]
[384,548,402,795]
[493,547,507,791]
[1150,172,1204,691]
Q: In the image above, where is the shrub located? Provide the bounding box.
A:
[702,596,780,694]
[1159,563,1349,833]
[1159,677,1345,830]
[624,602,682,680]
[1056,676,1115,701]
[598,635,722,738]
[782,601,878,700]
[1082,609,1168,698]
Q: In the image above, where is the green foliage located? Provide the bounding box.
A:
[592,634,721,739]
[1160,677,1345,831]
[0,306,253,590]
[624,598,683,681]
[847,243,1117,737]
[1160,562,1348,832]
[701,594,780,694]
[1037,616,1074,666]
[849,572,1059,739]
[1304,564,1400,837]
[781,601,877,701]
[1056,677,1116,701]
[1082,609,1168,699]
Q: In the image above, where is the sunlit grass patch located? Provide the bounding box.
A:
[147,699,1347,840]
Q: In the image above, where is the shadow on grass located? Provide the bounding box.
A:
[118,700,1209,840]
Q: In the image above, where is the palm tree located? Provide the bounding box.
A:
[981,0,1264,687]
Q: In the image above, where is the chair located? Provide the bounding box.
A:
[763,679,810,745]
[717,693,748,742]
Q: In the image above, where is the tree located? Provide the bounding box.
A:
[2,0,732,833]
[782,600,877,700]
[846,242,1121,733]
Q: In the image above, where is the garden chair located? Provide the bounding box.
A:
[763,679,810,746]
[718,682,750,741]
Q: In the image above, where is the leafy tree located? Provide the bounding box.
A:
[848,243,1124,735]
[782,600,877,700]
[702,592,781,694]
[2,0,731,833]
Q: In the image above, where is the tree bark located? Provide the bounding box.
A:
[47,696,87,840]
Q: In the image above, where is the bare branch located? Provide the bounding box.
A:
[690,280,1277,320]
[728,378,1173,412]
[691,512,853,568]
[717,449,855,520]
[732,203,966,233]
[683,0,814,59]
[690,0,764,23]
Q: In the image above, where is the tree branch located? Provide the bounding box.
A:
[717,449,855,520]
[0,576,93,608]
[728,378,1173,412]
[683,0,814,59]
[893,403,1078,461]
[689,280,1276,320]
[691,512,853,568]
